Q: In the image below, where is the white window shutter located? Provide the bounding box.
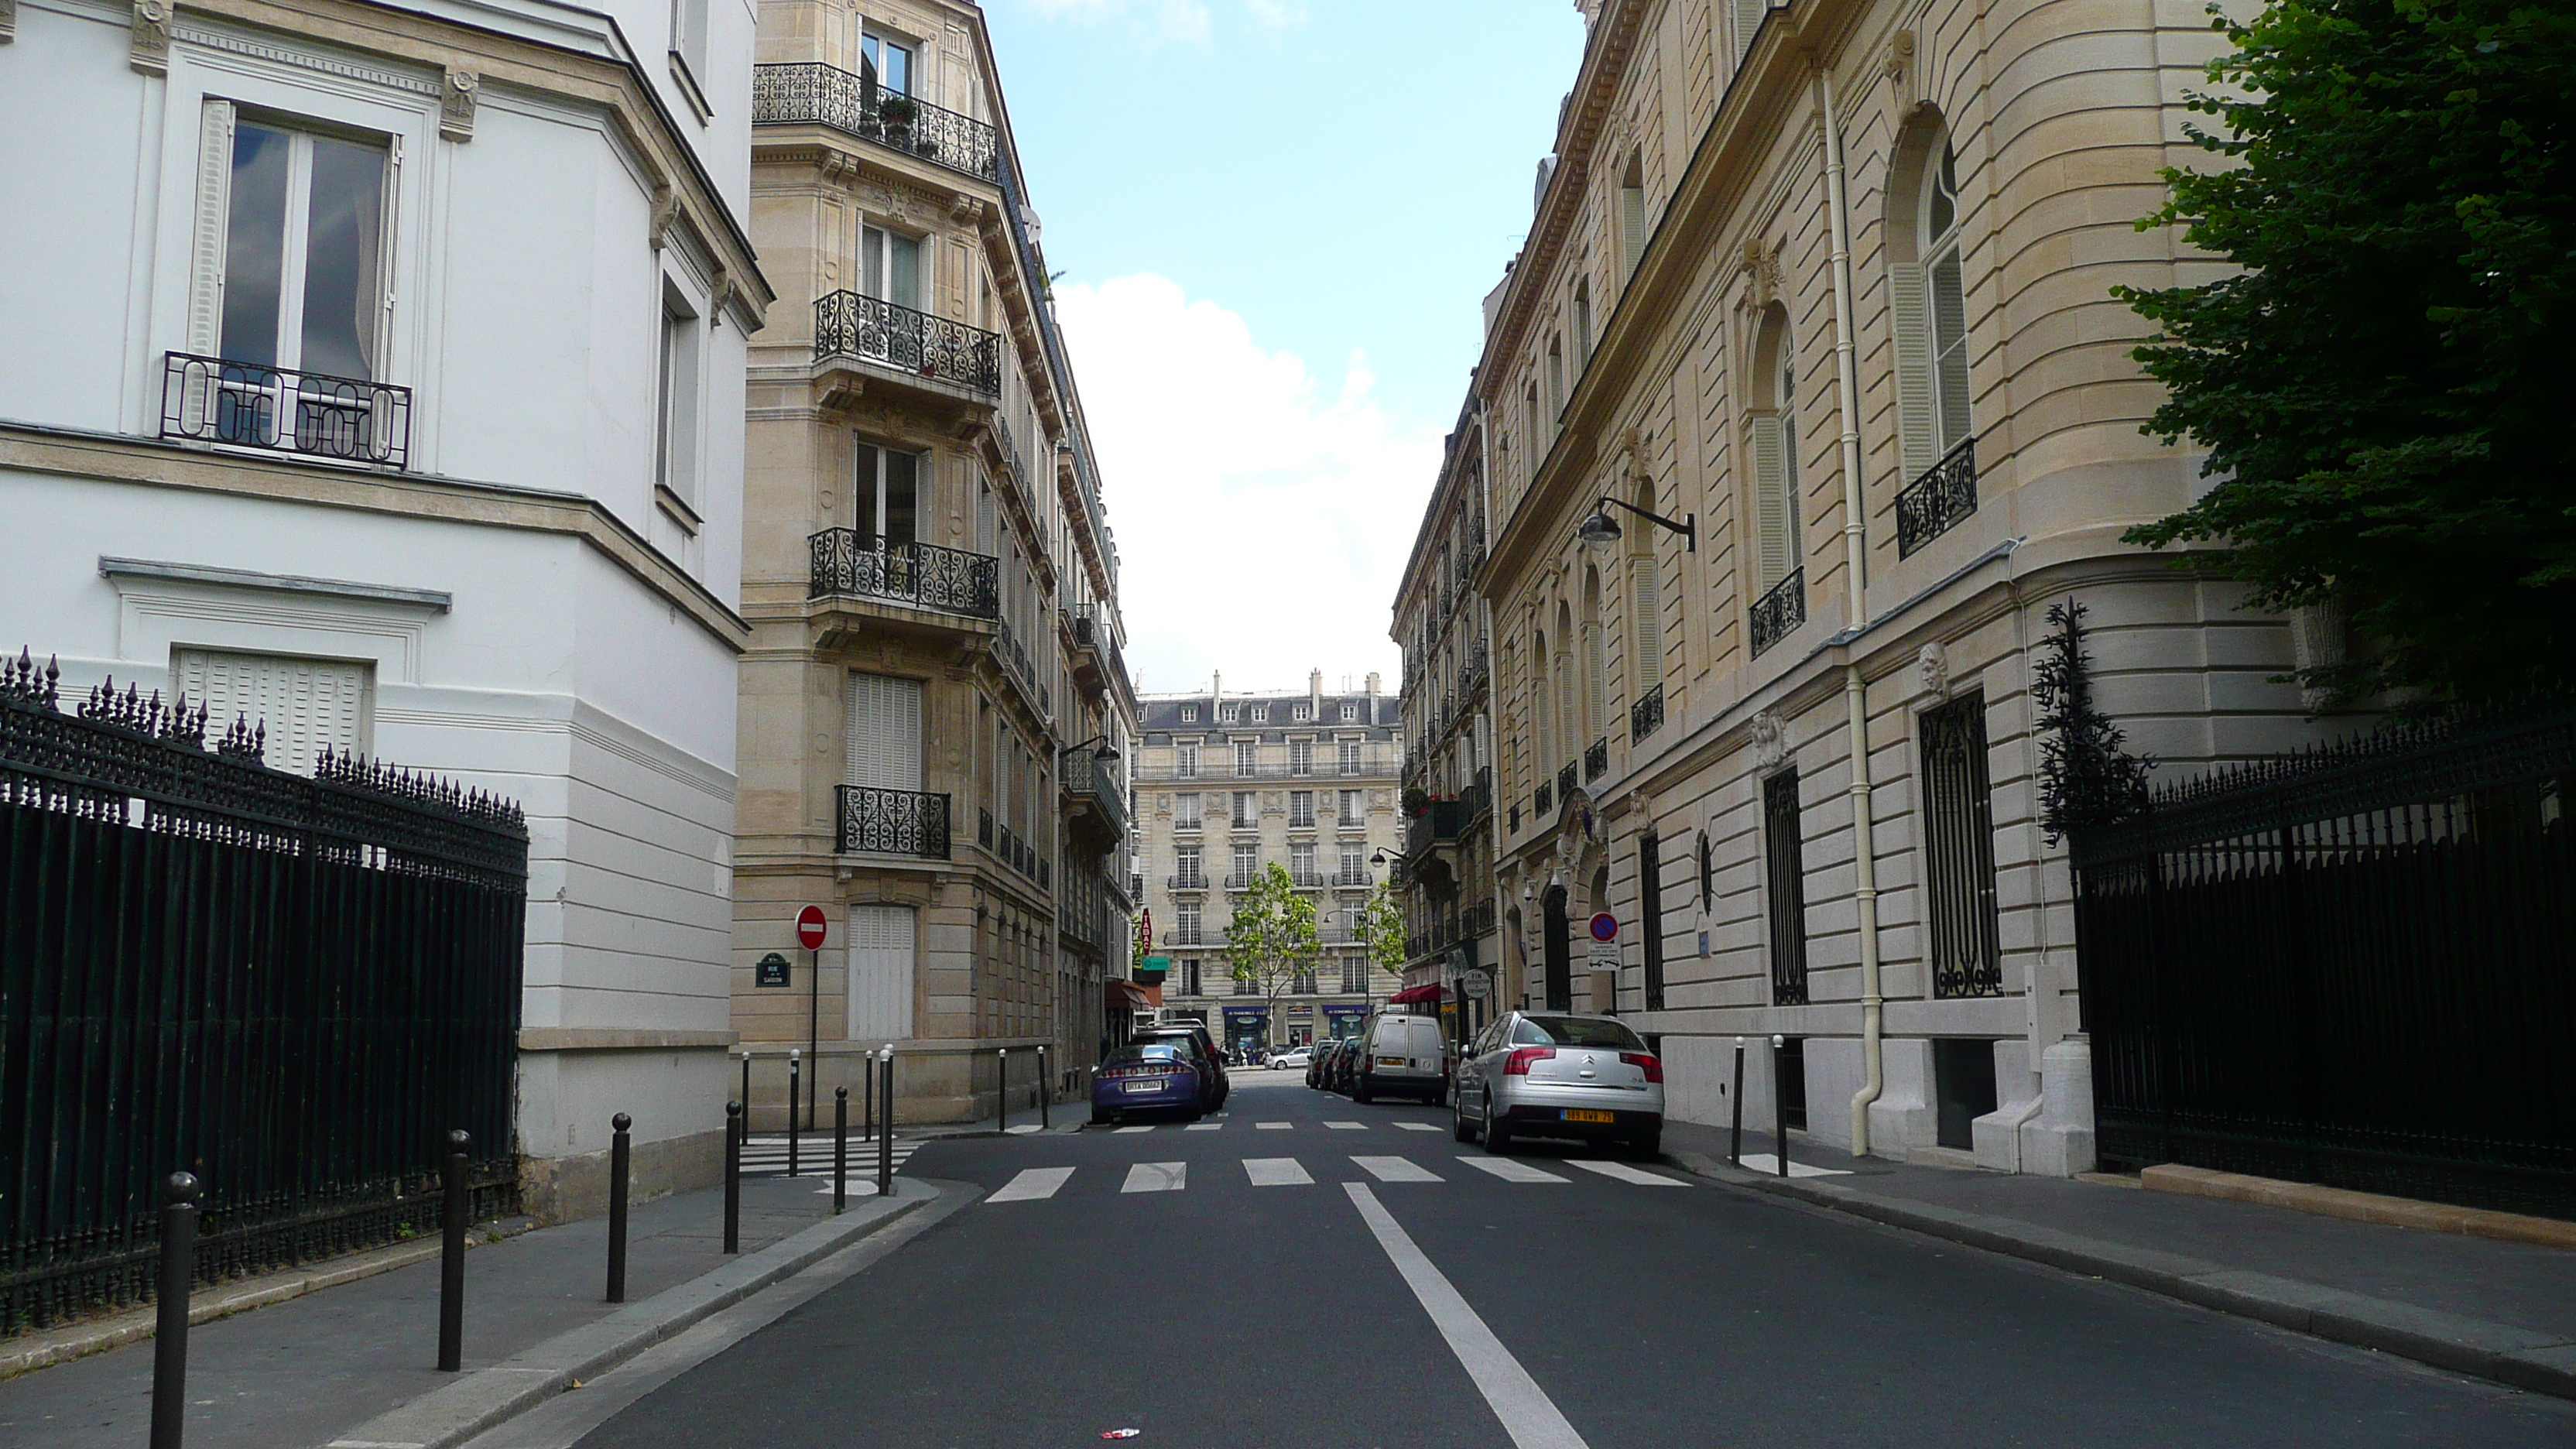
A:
[845,671,921,791]
[1632,560,1662,689]
[1889,262,1937,483]
[1752,414,1791,589]
[173,649,368,777]
[187,99,235,358]
[1930,248,1973,454]
[1733,0,1764,59]
[846,903,915,1043]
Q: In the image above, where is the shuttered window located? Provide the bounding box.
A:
[845,672,923,791]
[1753,338,1803,592]
[1631,557,1661,694]
[847,903,915,1043]
[1896,138,1973,478]
[171,649,369,777]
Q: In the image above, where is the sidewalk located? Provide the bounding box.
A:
[1659,1116,2576,1399]
[0,1173,932,1449]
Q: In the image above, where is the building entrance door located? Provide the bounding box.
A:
[1542,884,1571,1011]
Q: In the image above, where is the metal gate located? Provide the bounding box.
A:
[1,654,529,1329]
[2072,698,2576,1217]
[1920,694,2003,998]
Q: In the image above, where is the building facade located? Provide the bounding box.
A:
[729,0,1138,1125]
[0,0,769,1214]
[1412,0,2348,1173]
[1135,674,1405,1058]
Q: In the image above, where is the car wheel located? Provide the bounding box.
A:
[1625,1132,1663,1163]
[1352,1074,1373,1105]
[1482,1108,1512,1154]
[1451,1099,1475,1142]
[1091,1109,1114,1126]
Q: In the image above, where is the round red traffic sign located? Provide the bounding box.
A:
[795,905,828,951]
[1588,912,1619,943]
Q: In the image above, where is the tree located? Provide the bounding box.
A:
[2033,602,2156,844]
[1358,881,1408,981]
[1224,863,1320,1050]
[2113,0,2576,702]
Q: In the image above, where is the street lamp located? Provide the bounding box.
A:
[1060,735,1122,766]
[1577,495,1697,552]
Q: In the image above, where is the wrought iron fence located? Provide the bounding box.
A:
[1533,781,1553,818]
[1750,569,1806,657]
[1896,437,1978,558]
[1762,768,1808,1005]
[751,63,1001,181]
[1557,762,1578,803]
[1168,872,1209,891]
[808,529,999,618]
[1630,683,1665,744]
[1920,694,2003,998]
[0,651,527,1332]
[2071,697,2576,1216]
[834,784,951,858]
[1584,737,1609,783]
[814,291,1003,398]
[160,353,412,468]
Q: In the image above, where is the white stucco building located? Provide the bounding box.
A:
[0,0,772,1215]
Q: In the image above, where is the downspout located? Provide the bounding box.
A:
[1478,398,1506,1037]
[1817,67,1887,1158]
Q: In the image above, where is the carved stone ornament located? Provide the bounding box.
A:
[1742,239,1780,309]
[440,68,479,142]
[649,184,681,252]
[1884,28,1918,108]
[1916,641,1951,700]
[129,0,170,74]
[1750,710,1786,769]
[947,191,982,225]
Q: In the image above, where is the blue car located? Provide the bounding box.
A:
[1091,1043,1205,1126]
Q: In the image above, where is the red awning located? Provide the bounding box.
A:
[1386,983,1446,1005]
[1105,979,1151,1010]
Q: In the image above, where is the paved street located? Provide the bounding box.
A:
[553,1073,2571,1448]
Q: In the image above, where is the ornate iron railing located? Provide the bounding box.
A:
[995,618,1050,720]
[1630,683,1665,744]
[1224,871,1260,891]
[809,529,999,618]
[834,784,951,858]
[1332,869,1374,887]
[1920,694,2003,999]
[1750,569,1806,657]
[160,353,411,468]
[1167,872,1209,891]
[814,291,1002,398]
[1454,650,1488,701]
[1290,870,1325,889]
[751,63,1000,181]
[1896,437,1978,558]
[1584,737,1609,783]
[1061,742,1127,843]
[1559,762,1580,801]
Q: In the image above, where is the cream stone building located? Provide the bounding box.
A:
[730,0,1138,1125]
[1134,674,1406,1059]
[1416,0,2344,1172]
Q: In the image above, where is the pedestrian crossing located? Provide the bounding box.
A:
[740,1133,918,1180]
[979,1154,1693,1202]
[1105,1118,1447,1133]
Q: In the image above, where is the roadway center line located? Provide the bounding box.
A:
[1344,1184,1591,1449]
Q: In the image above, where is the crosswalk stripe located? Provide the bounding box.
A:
[1351,1155,1443,1184]
[1242,1157,1312,1187]
[1183,1122,1222,1132]
[1565,1160,1687,1187]
[1113,1125,1156,1134]
[1324,1121,1366,1131]
[1255,1122,1292,1130]
[1458,1156,1568,1184]
[1394,1122,1442,1132]
[988,1166,1076,1203]
[1122,1161,1187,1194]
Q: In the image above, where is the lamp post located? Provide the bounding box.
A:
[1576,495,1697,551]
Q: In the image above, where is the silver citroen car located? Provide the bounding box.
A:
[1452,1011,1664,1160]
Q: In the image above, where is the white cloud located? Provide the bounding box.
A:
[1242,0,1310,26]
[1024,0,1211,44]
[1054,274,1439,698]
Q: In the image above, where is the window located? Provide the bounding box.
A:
[1920,694,2003,999]
[1752,312,1804,592]
[1290,843,1315,881]
[1547,335,1566,420]
[1290,739,1314,776]
[207,115,389,382]
[1233,974,1259,996]
[1573,281,1592,372]
[1234,740,1258,776]
[845,671,923,791]
[1231,844,1259,885]
[1338,739,1362,774]
[1340,846,1364,881]
[1251,704,1269,724]
[1220,703,1241,723]
[1290,791,1314,828]
[861,224,923,311]
[1340,702,1358,722]
[1763,769,1807,1005]
[1338,790,1362,826]
[1639,831,1665,1011]
[1177,742,1200,778]
[1183,958,1201,995]
[670,0,708,87]
[1180,705,1197,723]
[1619,151,1646,276]
[848,904,914,1041]
[1175,845,1202,887]
[861,29,912,94]
[1523,380,1543,475]
[1582,567,1608,746]
[853,443,920,546]
[1894,132,1974,477]
[1341,958,1368,993]
[1177,901,1201,944]
[171,648,368,777]
[1293,703,1314,722]
[656,298,700,507]
[1232,791,1256,827]
[1175,793,1201,831]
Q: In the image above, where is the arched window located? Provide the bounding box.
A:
[1532,627,1553,770]
[1749,306,1803,594]
[1547,335,1567,420]
[1553,601,1578,767]
[1629,473,1663,692]
[1573,280,1593,372]
[1619,151,1646,276]
[1581,567,1608,748]
[1891,122,1972,481]
[1524,379,1542,479]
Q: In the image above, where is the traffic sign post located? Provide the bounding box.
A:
[1588,912,1619,943]
[797,906,827,1130]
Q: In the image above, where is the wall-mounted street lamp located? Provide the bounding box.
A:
[1060,735,1122,766]
[1577,495,1697,552]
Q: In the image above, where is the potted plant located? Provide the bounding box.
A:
[877,94,918,130]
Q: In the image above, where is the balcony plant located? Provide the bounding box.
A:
[876,94,918,128]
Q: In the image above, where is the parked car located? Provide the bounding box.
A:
[1132,1023,1228,1110]
[1331,1035,1365,1095]
[1453,1011,1663,1160]
[1269,1045,1314,1071]
[1349,1011,1447,1105]
[1307,1039,1338,1088]
[1091,1043,1204,1125]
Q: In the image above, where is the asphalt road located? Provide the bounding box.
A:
[568,1071,2576,1448]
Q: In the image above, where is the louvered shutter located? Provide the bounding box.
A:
[1632,559,1663,688]
[1889,262,1937,483]
[187,100,235,357]
[975,481,995,557]
[846,672,922,791]
[846,903,916,1043]
[1585,625,1608,740]
[1733,0,1764,59]
[1929,248,1973,454]
[1752,416,1791,589]
[173,649,368,777]
[1622,184,1646,276]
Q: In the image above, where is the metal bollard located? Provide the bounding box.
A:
[606,1112,632,1303]
[864,1049,876,1142]
[787,1049,802,1178]
[149,1172,200,1449]
[1730,1036,1746,1167]
[1770,1035,1789,1177]
[995,1047,1008,1134]
[877,1046,894,1200]
[438,1129,469,1372]
[833,1086,848,1214]
[738,1051,751,1121]
[723,1100,742,1254]
[1039,1045,1050,1130]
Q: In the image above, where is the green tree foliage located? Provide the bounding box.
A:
[2115,0,2576,701]
[1359,881,1408,976]
[1225,863,1320,1047]
[2033,603,2156,844]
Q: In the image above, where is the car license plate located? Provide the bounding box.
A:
[1377,1056,1406,1067]
[1561,1108,1615,1123]
[1122,1081,1161,1094]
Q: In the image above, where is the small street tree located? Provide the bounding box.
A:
[1225,862,1320,1050]
[1358,880,1407,986]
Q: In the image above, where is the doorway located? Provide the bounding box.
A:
[1934,1038,1998,1149]
[1541,884,1571,1011]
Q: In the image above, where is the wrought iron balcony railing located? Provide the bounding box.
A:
[814,291,1002,398]
[751,63,1001,182]
[1223,872,1260,891]
[1750,568,1806,658]
[1584,737,1609,783]
[809,529,999,618]
[1630,683,1665,745]
[1896,437,1979,558]
[1332,869,1375,887]
[1061,742,1128,843]
[1290,870,1324,889]
[835,784,951,858]
[1558,762,1579,802]
[995,617,1050,719]
[1167,872,1209,892]
[160,353,411,468]
[1533,780,1553,818]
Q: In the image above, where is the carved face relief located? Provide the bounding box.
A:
[1750,710,1786,769]
[1917,642,1951,700]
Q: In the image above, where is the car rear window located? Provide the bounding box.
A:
[1515,1016,1647,1050]
[1105,1045,1185,1067]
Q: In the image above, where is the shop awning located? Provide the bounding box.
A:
[1105,979,1151,1010]
[1386,983,1446,1005]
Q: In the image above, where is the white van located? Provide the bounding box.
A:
[1353,1011,1447,1104]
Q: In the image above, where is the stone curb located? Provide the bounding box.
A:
[1666,1149,2576,1402]
[319,1180,938,1449]
[2142,1164,2576,1252]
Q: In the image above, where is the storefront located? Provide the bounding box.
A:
[1221,1005,1269,1057]
[1322,1003,1368,1040]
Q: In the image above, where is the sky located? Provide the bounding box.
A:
[981,1,1588,698]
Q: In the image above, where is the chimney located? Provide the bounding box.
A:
[1365,671,1381,722]
[1211,670,1221,709]
[1310,669,1323,715]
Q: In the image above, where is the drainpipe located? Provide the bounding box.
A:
[1478,397,1506,1036]
[1817,66,1886,1158]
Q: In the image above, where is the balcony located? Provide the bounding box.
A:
[1454,649,1488,703]
[1459,768,1492,823]
[1067,607,1129,701]
[1290,870,1325,890]
[1332,869,1375,888]
[809,529,999,618]
[1533,780,1553,819]
[1060,744,1128,847]
[814,291,1002,400]
[1405,798,1468,858]
[1630,683,1665,745]
[160,353,410,469]
[1584,736,1609,783]
[1167,872,1210,892]
[1896,437,1978,558]
[751,63,1001,183]
[835,785,951,859]
[995,617,1050,720]
[978,807,1050,889]
[1223,871,1260,891]
[1557,762,1578,803]
[1750,569,1807,658]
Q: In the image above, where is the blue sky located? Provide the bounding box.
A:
[981,1,1588,696]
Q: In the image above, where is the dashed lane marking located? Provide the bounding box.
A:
[1256,1122,1293,1130]
[1394,1122,1443,1132]
[1351,1155,1444,1184]
[1325,1121,1368,1131]
[1112,1125,1156,1134]
[1184,1122,1223,1132]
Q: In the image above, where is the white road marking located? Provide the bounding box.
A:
[1394,1122,1442,1132]
[1005,1124,1045,1136]
[1325,1121,1367,1131]
[1457,1156,1568,1184]
[1734,1153,1850,1178]
[1255,1122,1293,1130]
[1345,1184,1591,1449]
[1113,1125,1156,1134]
[811,1181,882,1195]
[1565,1160,1687,1187]
[1122,1161,1187,1194]
[1184,1122,1222,1132]
[987,1166,1075,1203]
[1351,1155,1444,1183]
[1242,1156,1313,1186]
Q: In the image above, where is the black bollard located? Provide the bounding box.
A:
[833,1086,848,1214]
[787,1050,802,1178]
[1771,1035,1789,1177]
[738,1051,751,1122]
[1039,1045,1050,1130]
[1730,1036,1746,1166]
[995,1047,1008,1134]
[723,1100,742,1254]
[149,1172,200,1449]
[606,1112,632,1303]
[877,1047,893,1199]
[438,1129,469,1372]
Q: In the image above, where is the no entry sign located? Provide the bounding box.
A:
[795,905,828,951]
[1588,912,1619,943]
